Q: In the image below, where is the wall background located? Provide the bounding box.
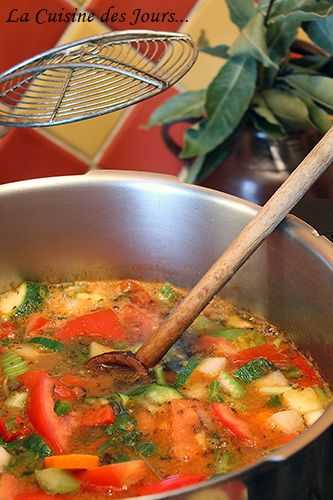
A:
[0,0,240,184]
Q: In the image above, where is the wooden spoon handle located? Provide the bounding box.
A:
[137,127,333,368]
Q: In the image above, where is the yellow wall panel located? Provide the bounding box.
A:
[181,0,238,91]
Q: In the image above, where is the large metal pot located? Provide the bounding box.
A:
[0,171,332,500]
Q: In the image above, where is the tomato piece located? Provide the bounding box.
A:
[231,343,289,368]
[0,417,31,442]
[78,460,148,488]
[211,403,255,446]
[55,310,124,341]
[0,473,21,500]
[138,474,206,495]
[25,315,50,337]
[117,303,158,342]
[119,280,153,307]
[54,381,84,401]
[0,321,15,339]
[170,400,204,460]
[81,406,115,427]
[20,370,73,454]
[197,335,238,357]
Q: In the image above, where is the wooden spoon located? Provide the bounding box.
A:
[87,127,333,377]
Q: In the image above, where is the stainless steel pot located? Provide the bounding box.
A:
[0,171,332,500]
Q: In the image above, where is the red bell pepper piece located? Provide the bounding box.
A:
[231,343,289,368]
[55,310,124,342]
[138,474,207,495]
[20,370,74,454]
[78,460,148,488]
[25,315,50,337]
[211,403,255,446]
[0,416,31,442]
[81,405,115,427]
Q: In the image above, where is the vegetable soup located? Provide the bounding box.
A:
[0,280,330,499]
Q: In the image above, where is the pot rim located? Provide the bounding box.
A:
[1,170,333,498]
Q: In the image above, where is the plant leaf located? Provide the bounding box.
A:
[251,113,287,140]
[268,18,300,63]
[267,0,333,24]
[252,95,284,127]
[148,90,206,127]
[185,155,206,184]
[197,138,233,182]
[290,88,332,133]
[201,44,229,59]
[229,12,278,69]
[262,89,313,131]
[304,16,333,54]
[181,57,257,158]
[286,74,333,111]
[225,0,256,29]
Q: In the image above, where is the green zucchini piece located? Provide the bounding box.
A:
[0,282,47,318]
[35,468,80,494]
[129,383,182,409]
[1,352,28,379]
[28,337,64,352]
[175,356,200,388]
[218,371,246,399]
[234,358,275,384]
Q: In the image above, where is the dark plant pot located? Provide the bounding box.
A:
[162,123,328,205]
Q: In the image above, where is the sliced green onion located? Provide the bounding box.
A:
[136,441,156,457]
[158,283,177,302]
[28,337,64,352]
[1,352,28,379]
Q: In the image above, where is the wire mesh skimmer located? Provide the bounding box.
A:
[0,30,197,128]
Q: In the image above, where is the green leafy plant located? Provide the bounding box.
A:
[148,0,333,182]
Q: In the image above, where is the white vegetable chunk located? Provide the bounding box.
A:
[259,386,291,395]
[283,388,323,415]
[0,447,11,472]
[196,357,227,376]
[255,370,289,388]
[268,410,304,434]
[304,409,325,427]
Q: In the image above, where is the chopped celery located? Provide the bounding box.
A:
[35,468,80,494]
[234,358,275,384]
[153,365,166,385]
[1,351,28,379]
[218,371,245,399]
[158,282,177,302]
[175,356,200,388]
[28,337,64,352]
[208,380,224,403]
[5,391,27,409]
